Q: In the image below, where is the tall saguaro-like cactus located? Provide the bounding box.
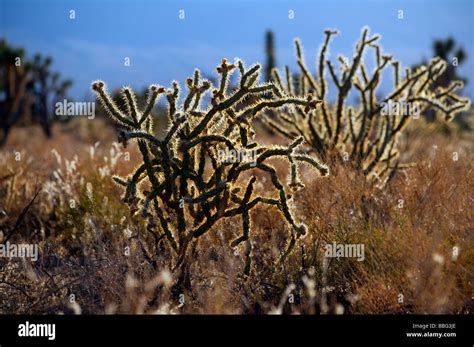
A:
[264,28,470,183]
[92,59,328,274]
[264,30,277,82]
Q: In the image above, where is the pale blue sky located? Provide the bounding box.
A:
[2,0,473,100]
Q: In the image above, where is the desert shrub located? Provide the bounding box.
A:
[263,27,470,184]
[91,59,329,276]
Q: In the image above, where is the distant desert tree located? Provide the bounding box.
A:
[431,37,467,87]
[0,40,30,146]
[0,40,72,145]
[27,54,72,138]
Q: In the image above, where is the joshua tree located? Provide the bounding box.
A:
[92,59,328,277]
[27,54,72,138]
[0,40,30,146]
[0,40,72,145]
[432,37,467,87]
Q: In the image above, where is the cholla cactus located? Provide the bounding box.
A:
[264,27,470,183]
[91,59,328,275]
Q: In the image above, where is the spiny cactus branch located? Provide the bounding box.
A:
[92,59,328,276]
[266,27,470,184]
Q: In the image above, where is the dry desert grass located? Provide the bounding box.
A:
[0,118,472,314]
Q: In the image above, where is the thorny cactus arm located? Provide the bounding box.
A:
[267,27,471,184]
[91,58,328,275]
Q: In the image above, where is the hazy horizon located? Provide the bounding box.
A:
[2,0,473,100]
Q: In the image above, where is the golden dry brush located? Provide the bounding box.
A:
[91,59,328,275]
